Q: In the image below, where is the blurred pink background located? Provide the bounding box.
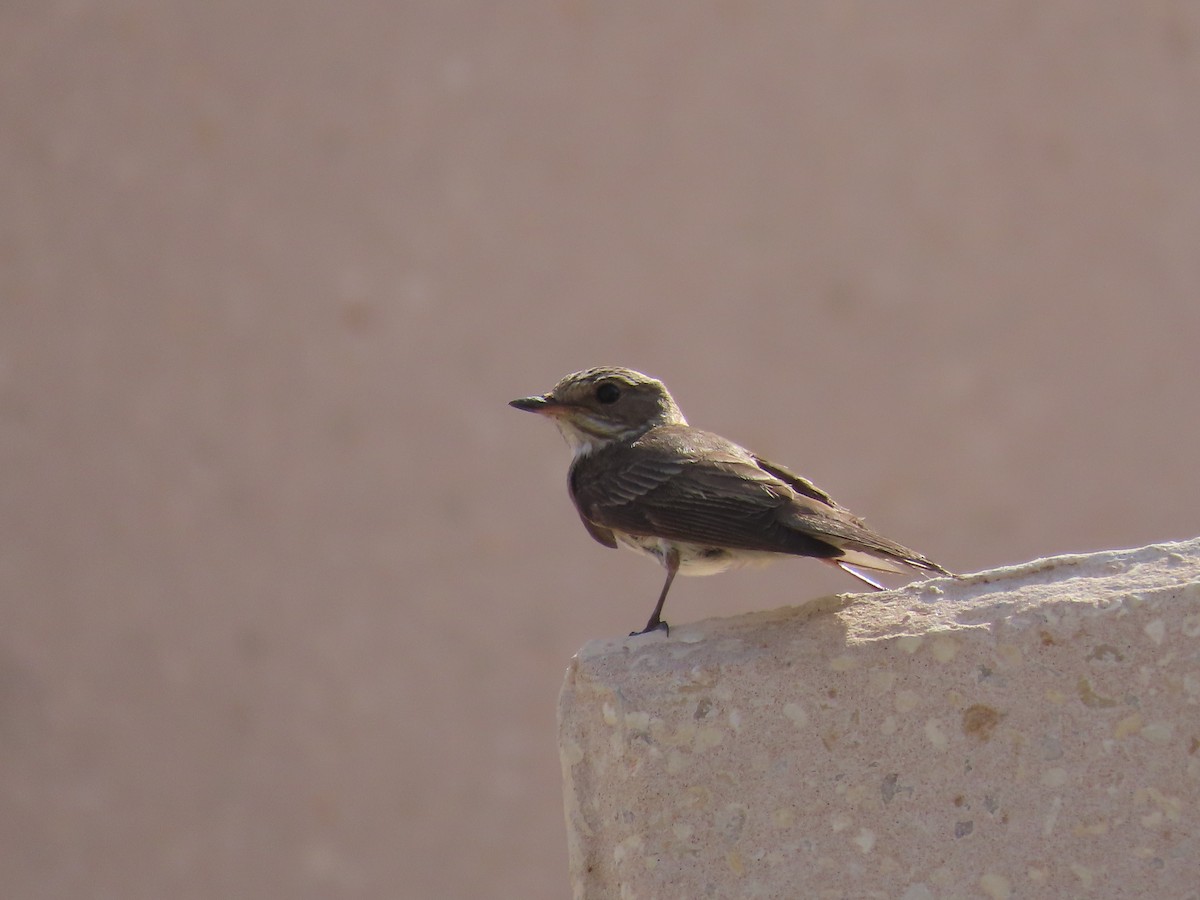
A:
[3,3,1199,898]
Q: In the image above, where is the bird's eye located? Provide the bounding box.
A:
[596,382,621,404]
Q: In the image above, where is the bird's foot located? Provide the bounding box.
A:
[630,619,670,637]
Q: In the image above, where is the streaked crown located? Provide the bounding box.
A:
[510,366,687,453]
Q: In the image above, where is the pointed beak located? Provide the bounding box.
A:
[509,394,556,414]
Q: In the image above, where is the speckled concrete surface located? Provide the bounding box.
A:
[560,539,1200,898]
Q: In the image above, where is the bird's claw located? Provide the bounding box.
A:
[630,619,670,637]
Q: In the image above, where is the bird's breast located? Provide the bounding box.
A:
[612,532,781,576]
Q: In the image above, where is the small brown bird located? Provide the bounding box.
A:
[511,367,952,635]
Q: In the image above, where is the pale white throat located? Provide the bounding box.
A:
[554,411,688,458]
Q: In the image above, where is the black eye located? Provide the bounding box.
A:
[596,382,621,404]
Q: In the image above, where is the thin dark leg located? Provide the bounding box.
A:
[632,548,679,636]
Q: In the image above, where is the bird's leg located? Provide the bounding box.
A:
[631,547,679,636]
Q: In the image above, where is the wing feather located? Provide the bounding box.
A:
[569,425,950,575]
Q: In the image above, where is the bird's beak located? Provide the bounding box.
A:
[509,394,557,414]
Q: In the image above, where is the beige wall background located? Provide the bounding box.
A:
[3,3,1199,898]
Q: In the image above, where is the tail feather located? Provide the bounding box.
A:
[826,546,910,576]
[826,549,953,591]
[833,561,887,590]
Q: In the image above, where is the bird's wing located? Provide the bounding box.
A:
[572,427,951,575]
[749,454,842,508]
[758,450,950,574]
[570,427,840,558]
[576,512,618,549]
[778,506,948,574]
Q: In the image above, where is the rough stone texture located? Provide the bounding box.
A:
[560,539,1200,899]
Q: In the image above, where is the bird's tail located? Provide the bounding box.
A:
[826,549,953,591]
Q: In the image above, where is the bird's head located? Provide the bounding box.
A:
[510,366,687,455]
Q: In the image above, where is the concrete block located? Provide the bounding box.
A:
[559,539,1200,899]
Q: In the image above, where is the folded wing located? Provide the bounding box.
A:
[569,425,950,576]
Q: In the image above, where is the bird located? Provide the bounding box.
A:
[510,366,952,636]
